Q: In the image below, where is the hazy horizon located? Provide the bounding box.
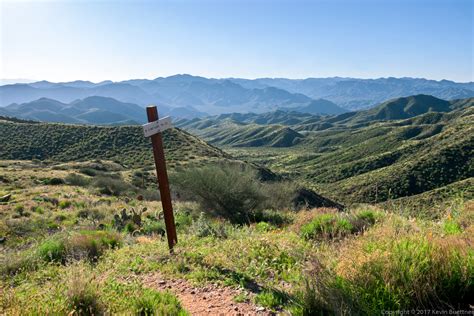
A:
[1,0,472,83]
[1,74,473,86]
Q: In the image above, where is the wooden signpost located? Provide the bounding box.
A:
[143,106,177,251]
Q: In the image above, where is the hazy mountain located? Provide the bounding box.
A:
[0,79,36,86]
[4,97,147,125]
[0,75,313,115]
[279,98,346,115]
[2,96,210,124]
[229,77,474,110]
[2,75,472,115]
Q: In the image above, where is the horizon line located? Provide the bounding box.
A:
[2,74,473,85]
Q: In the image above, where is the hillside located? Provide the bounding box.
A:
[199,123,304,147]
[185,97,474,204]
[0,118,231,168]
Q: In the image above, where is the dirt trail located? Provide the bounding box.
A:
[143,273,274,315]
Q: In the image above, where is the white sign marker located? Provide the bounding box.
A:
[143,116,172,137]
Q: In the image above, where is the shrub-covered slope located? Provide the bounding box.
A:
[0,118,231,168]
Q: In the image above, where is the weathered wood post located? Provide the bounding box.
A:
[143,105,177,251]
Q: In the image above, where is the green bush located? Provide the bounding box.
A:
[443,220,462,235]
[255,221,275,232]
[31,206,44,214]
[38,238,66,263]
[77,209,105,222]
[260,181,298,210]
[66,267,103,315]
[66,174,91,187]
[79,168,98,177]
[191,212,227,238]
[92,176,133,196]
[354,209,377,225]
[44,177,65,185]
[255,289,289,310]
[300,231,474,314]
[172,165,265,224]
[252,209,292,227]
[59,200,72,209]
[67,230,122,262]
[132,288,187,316]
[1,252,38,276]
[36,231,121,264]
[142,220,165,236]
[301,214,353,240]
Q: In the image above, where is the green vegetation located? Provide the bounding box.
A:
[1,96,473,314]
[0,119,231,168]
[1,160,472,314]
[224,104,473,205]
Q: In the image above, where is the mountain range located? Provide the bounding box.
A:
[1,75,472,116]
[0,96,211,124]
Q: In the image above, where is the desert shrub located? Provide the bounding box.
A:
[92,176,133,196]
[66,266,103,315]
[59,200,72,209]
[12,204,30,218]
[172,165,265,224]
[142,220,165,236]
[14,204,25,215]
[1,251,38,276]
[300,214,353,240]
[137,189,160,201]
[255,221,275,232]
[66,174,91,186]
[77,209,106,222]
[255,289,289,310]
[350,209,381,233]
[132,288,186,316]
[5,217,49,236]
[44,177,65,185]
[354,209,377,224]
[36,231,121,264]
[38,238,66,263]
[31,205,44,214]
[298,229,473,314]
[174,211,194,230]
[260,181,299,210]
[443,220,462,235]
[191,212,228,238]
[67,230,122,262]
[252,209,292,227]
[295,261,355,315]
[79,168,98,177]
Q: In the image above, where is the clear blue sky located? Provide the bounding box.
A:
[1,0,472,82]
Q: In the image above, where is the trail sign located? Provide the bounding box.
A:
[144,106,177,251]
[143,116,172,137]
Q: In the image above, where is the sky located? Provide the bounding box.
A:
[0,0,472,83]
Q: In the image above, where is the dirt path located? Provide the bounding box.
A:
[143,273,274,315]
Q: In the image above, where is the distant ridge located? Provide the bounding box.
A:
[2,75,472,113]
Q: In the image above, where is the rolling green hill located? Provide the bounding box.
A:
[220,100,474,204]
[0,117,231,168]
[183,119,304,147]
